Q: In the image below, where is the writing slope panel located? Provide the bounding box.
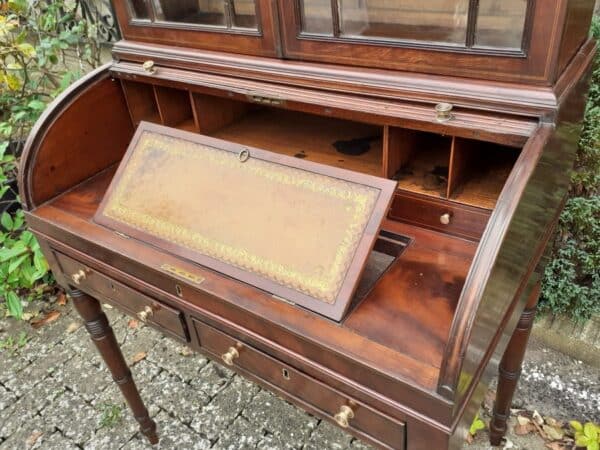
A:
[94,122,396,321]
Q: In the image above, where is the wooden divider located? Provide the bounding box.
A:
[154,86,197,132]
[120,80,161,128]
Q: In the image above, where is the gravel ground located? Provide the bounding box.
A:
[0,300,598,450]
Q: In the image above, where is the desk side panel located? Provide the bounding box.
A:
[443,42,595,442]
[18,65,133,210]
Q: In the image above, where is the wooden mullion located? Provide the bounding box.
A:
[520,0,537,53]
[330,0,340,37]
[224,0,234,29]
[145,0,157,21]
[465,0,480,48]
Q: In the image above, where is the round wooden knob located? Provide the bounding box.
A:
[71,269,87,285]
[137,306,154,322]
[221,346,240,366]
[142,60,156,74]
[334,405,354,428]
[435,102,453,122]
[440,213,451,225]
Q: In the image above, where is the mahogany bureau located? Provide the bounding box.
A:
[19,1,596,449]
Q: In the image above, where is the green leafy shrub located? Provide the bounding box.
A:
[571,421,600,450]
[541,197,600,320]
[540,16,600,322]
[0,0,102,319]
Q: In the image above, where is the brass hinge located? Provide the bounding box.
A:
[246,93,285,106]
[160,263,205,286]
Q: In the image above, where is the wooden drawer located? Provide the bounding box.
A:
[389,191,490,241]
[192,318,405,450]
[54,251,188,342]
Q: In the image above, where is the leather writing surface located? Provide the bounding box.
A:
[95,122,396,320]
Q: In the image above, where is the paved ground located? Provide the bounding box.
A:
[0,300,598,450]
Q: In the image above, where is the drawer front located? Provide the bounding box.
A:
[193,318,405,450]
[55,251,188,341]
[389,191,490,241]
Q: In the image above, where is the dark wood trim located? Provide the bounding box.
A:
[111,39,592,116]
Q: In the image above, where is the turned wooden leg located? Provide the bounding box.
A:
[489,283,541,446]
[70,289,159,444]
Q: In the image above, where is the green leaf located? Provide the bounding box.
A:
[27,99,46,111]
[2,73,21,91]
[584,423,598,440]
[0,242,28,262]
[6,291,23,319]
[16,43,36,58]
[0,141,8,158]
[8,253,28,273]
[20,230,34,245]
[8,0,28,13]
[572,421,584,432]
[469,414,485,435]
[33,250,48,273]
[6,63,23,71]
[589,441,599,450]
[576,435,590,447]
[1,212,14,230]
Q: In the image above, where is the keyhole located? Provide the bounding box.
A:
[282,368,290,380]
[175,284,183,297]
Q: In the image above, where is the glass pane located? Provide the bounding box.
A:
[300,0,334,35]
[128,0,150,19]
[153,0,227,26]
[231,0,258,29]
[475,0,528,49]
[339,0,469,44]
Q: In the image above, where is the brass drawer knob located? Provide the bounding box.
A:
[334,405,354,428]
[142,60,156,74]
[440,213,452,225]
[71,269,88,285]
[435,102,453,122]
[137,305,154,322]
[221,346,240,366]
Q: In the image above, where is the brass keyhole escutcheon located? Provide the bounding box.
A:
[334,405,355,428]
[142,60,156,75]
[440,213,452,225]
[221,343,242,366]
[71,268,89,285]
[137,305,154,322]
[281,368,290,380]
[238,149,250,163]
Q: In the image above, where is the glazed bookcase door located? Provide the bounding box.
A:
[113,0,279,57]
[278,0,563,83]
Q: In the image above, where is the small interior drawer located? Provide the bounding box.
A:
[54,251,188,342]
[192,318,405,450]
[389,191,490,241]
